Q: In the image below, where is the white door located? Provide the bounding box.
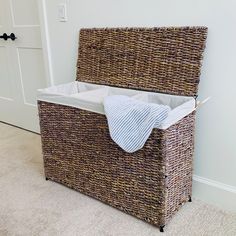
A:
[0,0,47,133]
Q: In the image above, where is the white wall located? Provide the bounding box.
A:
[40,0,236,211]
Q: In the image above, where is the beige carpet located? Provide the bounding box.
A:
[0,122,236,236]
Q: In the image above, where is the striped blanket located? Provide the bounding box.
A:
[104,95,170,153]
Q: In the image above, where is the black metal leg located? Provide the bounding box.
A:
[188,196,192,202]
[160,225,165,232]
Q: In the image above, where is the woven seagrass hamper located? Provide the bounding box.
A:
[38,27,207,232]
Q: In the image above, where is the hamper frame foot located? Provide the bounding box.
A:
[188,196,192,202]
[160,225,165,232]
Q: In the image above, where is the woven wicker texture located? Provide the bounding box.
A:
[38,101,195,227]
[77,27,207,96]
[39,27,207,230]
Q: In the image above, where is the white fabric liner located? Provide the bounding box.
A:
[37,81,196,130]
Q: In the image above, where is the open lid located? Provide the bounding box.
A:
[76,27,207,96]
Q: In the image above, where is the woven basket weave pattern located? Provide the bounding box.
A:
[39,27,207,228]
[39,101,195,226]
[77,27,207,96]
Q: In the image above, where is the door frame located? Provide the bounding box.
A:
[0,0,53,132]
[37,0,54,87]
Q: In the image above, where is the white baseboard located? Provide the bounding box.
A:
[192,175,236,212]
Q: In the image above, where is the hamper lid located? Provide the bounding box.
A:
[76,27,208,97]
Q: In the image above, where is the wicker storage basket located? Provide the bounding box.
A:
[38,27,207,232]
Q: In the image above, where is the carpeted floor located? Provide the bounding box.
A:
[0,122,236,236]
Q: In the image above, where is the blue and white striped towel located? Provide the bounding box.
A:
[103,95,170,153]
